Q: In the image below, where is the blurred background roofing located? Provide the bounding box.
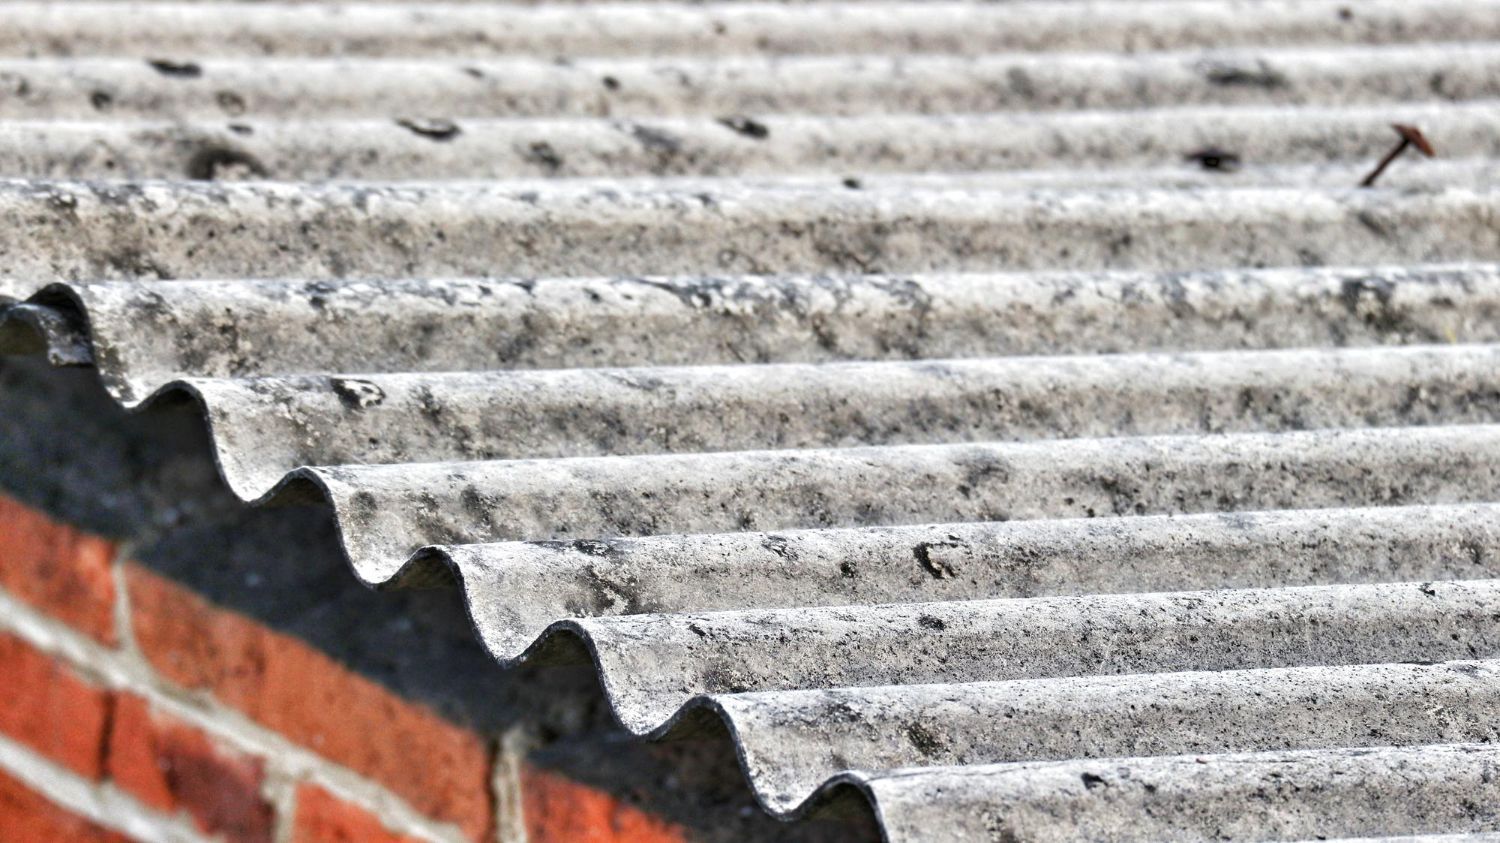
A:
[4,1,1500,840]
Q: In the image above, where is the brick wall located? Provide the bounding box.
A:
[0,493,687,843]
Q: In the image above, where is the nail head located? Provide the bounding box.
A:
[1392,124,1436,157]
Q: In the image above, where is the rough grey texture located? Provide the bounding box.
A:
[0,182,1498,301]
[6,102,1500,181]
[8,45,1500,121]
[455,501,1500,660]
[3,2,1495,59]
[313,423,1500,583]
[20,264,1500,404]
[141,343,1500,497]
[860,744,1500,843]
[6,2,1500,841]
[714,660,1500,810]
[573,578,1500,729]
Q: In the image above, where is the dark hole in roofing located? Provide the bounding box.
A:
[914,540,960,578]
[601,75,621,91]
[1081,772,1110,790]
[185,146,268,181]
[330,378,386,410]
[762,535,797,560]
[1186,148,1243,172]
[571,538,615,557]
[88,90,112,111]
[627,123,684,157]
[147,59,203,78]
[216,90,247,116]
[1200,60,1288,89]
[526,141,565,173]
[904,722,946,757]
[718,115,770,140]
[396,118,462,142]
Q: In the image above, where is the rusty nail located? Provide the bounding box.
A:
[1359,124,1435,187]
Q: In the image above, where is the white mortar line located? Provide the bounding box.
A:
[0,731,208,843]
[111,540,143,661]
[0,583,469,843]
[264,763,300,843]
[493,725,533,843]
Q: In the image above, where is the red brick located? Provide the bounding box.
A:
[0,494,118,644]
[105,693,274,843]
[0,767,132,843]
[0,632,110,779]
[125,563,494,839]
[520,764,686,843]
[291,783,422,843]
[103,694,173,814]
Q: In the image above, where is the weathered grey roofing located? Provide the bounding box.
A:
[3,1,1500,840]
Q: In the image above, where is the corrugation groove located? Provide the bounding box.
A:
[8,46,1500,120]
[2,2,1499,841]
[8,101,1500,180]
[4,2,1497,58]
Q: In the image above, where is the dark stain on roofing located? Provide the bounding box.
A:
[216,90,248,116]
[396,118,462,141]
[904,722,947,757]
[146,59,203,78]
[914,539,961,579]
[717,116,770,140]
[525,141,565,173]
[330,378,386,410]
[1185,148,1242,172]
[185,146,269,181]
[761,535,798,561]
[1199,59,1288,89]
[628,123,684,154]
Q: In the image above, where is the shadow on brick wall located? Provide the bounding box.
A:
[0,355,875,842]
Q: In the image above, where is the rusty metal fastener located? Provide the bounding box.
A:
[1359,124,1435,188]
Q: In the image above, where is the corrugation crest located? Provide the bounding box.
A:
[4,2,1500,841]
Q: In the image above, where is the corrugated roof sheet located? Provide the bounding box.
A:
[3,1,1500,839]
